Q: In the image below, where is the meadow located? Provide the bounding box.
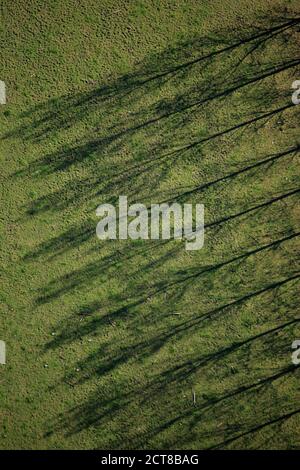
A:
[0,0,299,449]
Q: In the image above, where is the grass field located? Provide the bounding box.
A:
[0,0,300,450]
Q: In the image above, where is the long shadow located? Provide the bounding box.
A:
[7,8,300,448]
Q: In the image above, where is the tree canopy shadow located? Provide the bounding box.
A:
[5,7,300,449]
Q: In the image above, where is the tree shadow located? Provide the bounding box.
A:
[5,7,300,449]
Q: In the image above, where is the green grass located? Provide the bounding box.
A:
[0,0,300,449]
